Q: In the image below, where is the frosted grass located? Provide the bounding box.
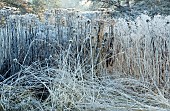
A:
[0,9,170,110]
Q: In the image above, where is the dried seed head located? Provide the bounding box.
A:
[87,19,91,24]
[107,11,110,14]
[146,19,149,22]
[100,21,104,25]
[13,58,17,62]
[73,29,76,33]
[69,40,73,43]
[60,17,67,26]
[104,33,108,37]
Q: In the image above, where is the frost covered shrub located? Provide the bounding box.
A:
[0,13,61,78]
[109,14,170,87]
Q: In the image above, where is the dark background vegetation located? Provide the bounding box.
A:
[0,0,170,16]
